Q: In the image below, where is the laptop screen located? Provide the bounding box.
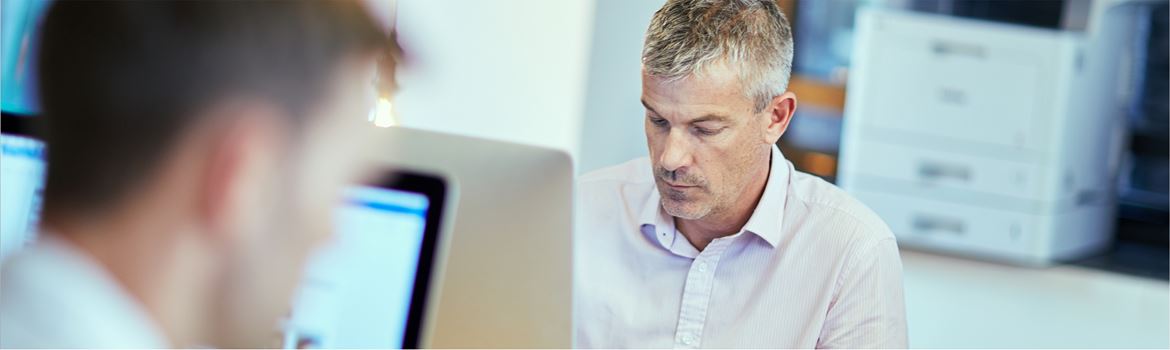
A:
[284,185,432,349]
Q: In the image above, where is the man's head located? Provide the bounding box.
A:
[37,1,393,347]
[641,0,797,221]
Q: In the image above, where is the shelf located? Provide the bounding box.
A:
[789,75,847,112]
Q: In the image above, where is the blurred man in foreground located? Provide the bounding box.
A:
[575,0,907,347]
[0,1,394,347]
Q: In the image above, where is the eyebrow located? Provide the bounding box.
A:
[690,114,730,124]
[641,99,659,116]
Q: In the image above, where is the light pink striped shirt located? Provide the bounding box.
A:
[574,145,908,348]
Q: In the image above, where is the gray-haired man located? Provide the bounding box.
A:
[575,0,908,347]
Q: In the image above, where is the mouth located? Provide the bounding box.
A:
[663,181,697,189]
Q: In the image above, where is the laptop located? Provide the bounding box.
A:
[282,170,453,349]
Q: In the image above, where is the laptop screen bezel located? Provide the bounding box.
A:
[361,169,448,349]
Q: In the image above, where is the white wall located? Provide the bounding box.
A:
[393,0,595,162]
[392,0,662,174]
[576,0,665,174]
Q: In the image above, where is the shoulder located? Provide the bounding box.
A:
[782,169,903,293]
[785,169,896,248]
[0,237,168,348]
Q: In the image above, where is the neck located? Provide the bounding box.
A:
[677,155,771,251]
[45,201,213,347]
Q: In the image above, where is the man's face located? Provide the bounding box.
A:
[642,64,774,221]
[212,55,386,347]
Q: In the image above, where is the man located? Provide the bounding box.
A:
[0,1,395,347]
[575,0,908,348]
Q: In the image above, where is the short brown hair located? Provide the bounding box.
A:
[37,1,390,217]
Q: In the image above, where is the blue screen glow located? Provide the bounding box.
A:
[283,186,430,349]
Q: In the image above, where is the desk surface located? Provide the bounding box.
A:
[901,249,1170,348]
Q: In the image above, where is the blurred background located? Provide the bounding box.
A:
[2,0,1168,348]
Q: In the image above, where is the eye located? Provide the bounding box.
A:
[695,126,723,136]
[649,116,669,128]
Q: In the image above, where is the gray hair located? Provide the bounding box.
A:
[642,0,794,111]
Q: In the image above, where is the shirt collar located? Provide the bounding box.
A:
[640,184,677,249]
[639,144,790,249]
[740,144,789,247]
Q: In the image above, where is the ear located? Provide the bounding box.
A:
[198,102,286,244]
[763,91,797,145]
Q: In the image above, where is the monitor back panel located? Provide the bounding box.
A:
[376,127,573,348]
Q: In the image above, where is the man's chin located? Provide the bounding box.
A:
[660,197,708,220]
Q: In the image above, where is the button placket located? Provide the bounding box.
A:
[672,238,731,348]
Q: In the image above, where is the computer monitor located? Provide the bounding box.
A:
[283,170,451,349]
[376,127,574,348]
[1,0,49,261]
[0,113,45,262]
[2,0,50,116]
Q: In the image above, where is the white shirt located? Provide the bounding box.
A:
[0,235,168,348]
[575,145,908,348]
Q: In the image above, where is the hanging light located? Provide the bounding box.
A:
[372,96,397,128]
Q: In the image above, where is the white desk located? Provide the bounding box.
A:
[902,249,1169,348]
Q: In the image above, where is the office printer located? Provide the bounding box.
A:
[838,2,1149,265]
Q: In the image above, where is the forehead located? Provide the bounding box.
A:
[640,63,754,118]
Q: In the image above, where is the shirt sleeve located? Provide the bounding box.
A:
[816,237,909,349]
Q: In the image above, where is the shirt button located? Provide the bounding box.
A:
[697,262,708,272]
[681,334,695,345]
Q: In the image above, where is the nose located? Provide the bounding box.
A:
[658,128,692,172]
